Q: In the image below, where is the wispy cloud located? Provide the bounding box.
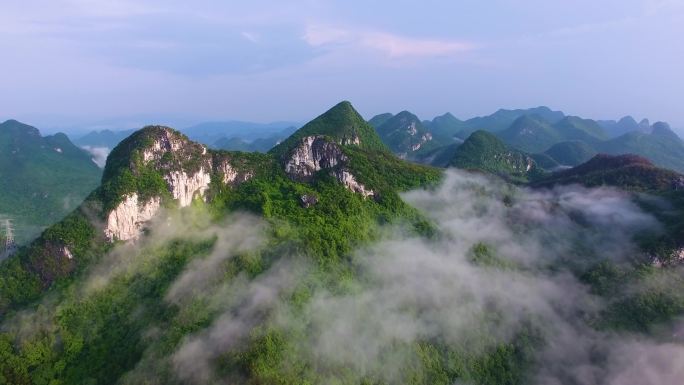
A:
[304,24,476,59]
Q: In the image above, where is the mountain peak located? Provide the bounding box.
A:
[651,121,681,141]
[102,125,205,185]
[270,101,387,158]
[375,110,433,156]
[618,115,638,126]
[450,130,538,181]
[368,113,394,128]
[0,119,41,137]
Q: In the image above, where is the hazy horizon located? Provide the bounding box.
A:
[1,0,683,133]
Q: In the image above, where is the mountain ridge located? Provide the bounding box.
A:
[0,119,102,243]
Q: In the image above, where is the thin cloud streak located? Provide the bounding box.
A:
[304,24,476,59]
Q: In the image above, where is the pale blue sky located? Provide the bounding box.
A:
[1,0,683,131]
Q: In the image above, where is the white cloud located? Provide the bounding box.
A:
[80,145,110,168]
[240,31,260,43]
[304,24,475,59]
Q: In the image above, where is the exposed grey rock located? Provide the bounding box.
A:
[332,169,375,198]
[300,194,319,208]
[105,193,161,241]
[284,135,348,181]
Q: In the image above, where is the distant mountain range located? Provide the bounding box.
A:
[369,106,684,173]
[73,121,299,159]
[0,120,102,243]
[70,106,684,176]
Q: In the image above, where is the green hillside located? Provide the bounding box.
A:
[553,116,608,143]
[374,111,437,157]
[0,103,460,385]
[270,101,387,158]
[544,140,597,166]
[458,106,565,138]
[0,120,102,243]
[599,127,684,173]
[450,130,542,182]
[533,153,683,192]
[497,115,560,153]
[368,113,394,128]
[1,103,683,385]
[426,112,469,142]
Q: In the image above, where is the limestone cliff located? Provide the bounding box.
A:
[284,135,374,197]
[105,194,161,241]
[102,126,255,241]
[284,135,348,181]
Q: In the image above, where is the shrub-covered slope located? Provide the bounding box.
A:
[450,130,542,182]
[0,120,102,243]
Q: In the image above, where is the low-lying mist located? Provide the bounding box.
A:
[160,171,681,384]
[5,170,681,385]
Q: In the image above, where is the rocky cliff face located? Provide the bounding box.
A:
[217,160,254,185]
[332,169,375,198]
[375,112,433,157]
[104,126,379,242]
[284,135,374,197]
[164,168,212,207]
[105,193,161,241]
[493,152,535,173]
[652,247,684,267]
[285,135,348,181]
[103,127,257,242]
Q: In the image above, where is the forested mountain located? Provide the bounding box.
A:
[373,111,435,158]
[1,102,683,385]
[449,130,541,182]
[0,119,102,243]
[377,108,684,173]
[598,122,684,173]
[74,128,136,149]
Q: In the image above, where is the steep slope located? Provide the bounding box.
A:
[1,101,439,310]
[374,111,435,157]
[529,153,561,170]
[415,141,462,167]
[271,101,388,158]
[450,130,541,182]
[3,106,684,385]
[367,113,394,128]
[651,121,682,142]
[75,128,136,149]
[459,106,565,137]
[599,126,684,173]
[598,116,643,138]
[0,120,102,243]
[497,115,560,153]
[553,116,608,144]
[544,140,597,166]
[426,112,469,142]
[533,153,684,268]
[0,103,448,385]
[532,154,684,192]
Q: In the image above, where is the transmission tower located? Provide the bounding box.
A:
[3,219,16,255]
